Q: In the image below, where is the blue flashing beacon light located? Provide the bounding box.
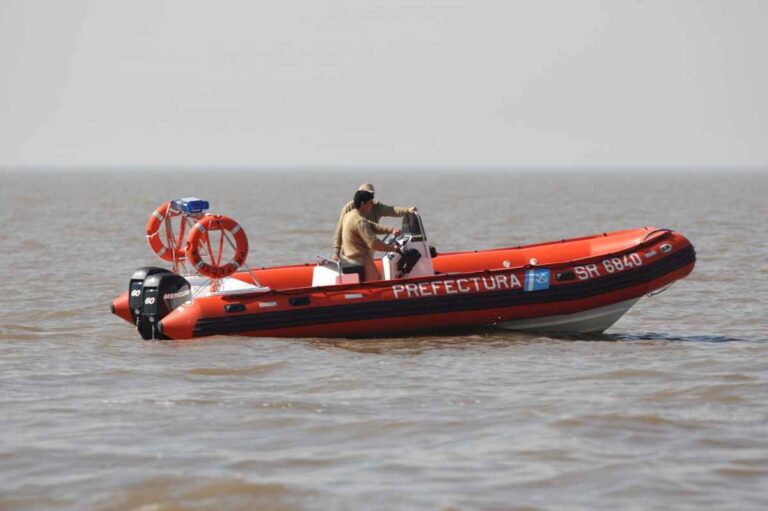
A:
[171,197,210,214]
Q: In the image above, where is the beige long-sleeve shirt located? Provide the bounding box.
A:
[333,200,410,257]
[341,209,394,263]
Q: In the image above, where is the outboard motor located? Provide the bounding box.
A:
[128,267,172,323]
[137,273,192,340]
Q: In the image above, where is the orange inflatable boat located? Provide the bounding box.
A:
[111,199,696,340]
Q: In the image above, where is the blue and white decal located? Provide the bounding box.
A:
[525,268,551,292]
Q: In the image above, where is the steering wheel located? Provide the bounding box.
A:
[393,233,412,252]
[382,233,410,255]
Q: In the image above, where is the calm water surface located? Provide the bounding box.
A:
[1,169,767,510]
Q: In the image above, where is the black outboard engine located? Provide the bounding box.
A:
[137,273,192,340]
[128,267,172,323]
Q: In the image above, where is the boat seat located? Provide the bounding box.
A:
[340,261,365,279]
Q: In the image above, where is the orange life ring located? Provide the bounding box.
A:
[146,201,188,262]
[185,214,249,278]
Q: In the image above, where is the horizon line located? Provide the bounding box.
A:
[1,164,767,173]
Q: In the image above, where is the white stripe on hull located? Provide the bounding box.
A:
[496,298,640,334]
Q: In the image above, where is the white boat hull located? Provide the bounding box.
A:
[496,298,640,334]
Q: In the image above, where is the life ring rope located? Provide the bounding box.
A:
[185,214,249,279]
[146,201,189,262]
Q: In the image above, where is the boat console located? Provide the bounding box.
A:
[381,213,435,280]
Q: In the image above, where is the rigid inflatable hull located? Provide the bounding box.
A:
[116,227,695,340]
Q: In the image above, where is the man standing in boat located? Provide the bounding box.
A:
[332,183,416,262]
[341,190,401,282]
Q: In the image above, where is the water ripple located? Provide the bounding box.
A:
[2,170,768,510]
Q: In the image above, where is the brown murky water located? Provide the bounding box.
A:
[1,169,767,510]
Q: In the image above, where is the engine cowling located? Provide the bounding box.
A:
[137,273,192,340]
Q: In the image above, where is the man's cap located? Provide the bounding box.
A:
[358,183,375,194]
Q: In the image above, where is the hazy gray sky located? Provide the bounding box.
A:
[1,0,766,167]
